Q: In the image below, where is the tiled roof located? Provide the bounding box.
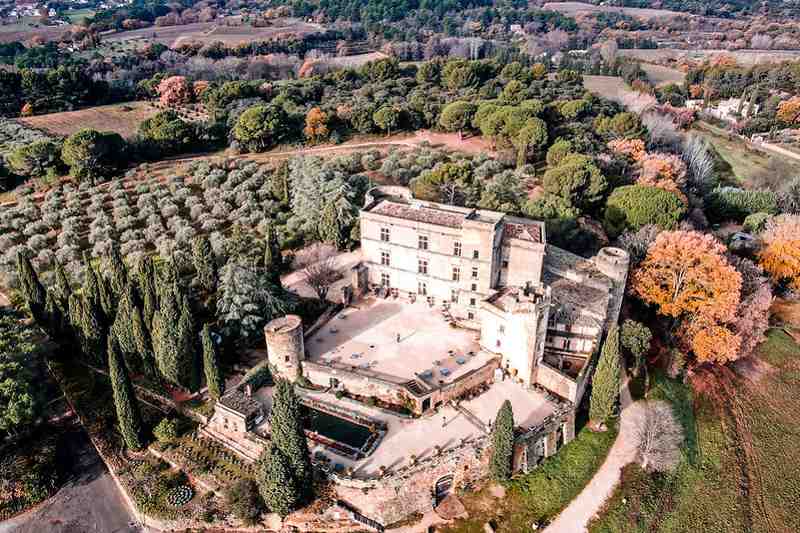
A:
[219,391,262,417]
[370,200,464,228]
[503,221,542,244]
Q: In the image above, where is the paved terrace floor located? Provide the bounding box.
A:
[306,297,488,386]
[303,379,556,476]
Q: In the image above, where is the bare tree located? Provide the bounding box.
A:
[681,134,715,191]
[642,112,680,150]
[293,243,341,301]
[600,39,618,67]
[634,401,682,472]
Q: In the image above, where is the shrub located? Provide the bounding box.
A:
[225,479,263,524]
[743,212,771,233]
[604,185,687,236]
[705,187,778,223]
[153,417,181,444]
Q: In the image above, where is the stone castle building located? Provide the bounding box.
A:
[203,186,630,527]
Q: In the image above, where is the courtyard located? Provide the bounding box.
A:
[301,379,558,476]
[306,297,489,386]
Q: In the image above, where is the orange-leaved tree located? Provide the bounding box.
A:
[607,138,646,162]
[156,76,193,107]
[685,319,742,364]
[758,214,800,290]
[303,107,329,143]
[637,152,688,202]
[632,230,742,324]
[777,96,800,125]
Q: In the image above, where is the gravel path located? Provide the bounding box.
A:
[544,370,645,533]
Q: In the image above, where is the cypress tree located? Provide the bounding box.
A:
[152,280,194,388]
[264,223,282,281]
[44,289,66,340]
[69,292,106,365]
[112,283,143,374]
[590,325,621,426]
[136,256,157,331]
[82,252,102,312]
[108,335,144,450]
[98,275,116,320]
[257,444,298,519]
[490,399,515,483]
[192,235,217,293]
[53,260,72,303]
[201,323,224,400]
[319,202,345,250]
[269,379,313,502]
[16,250,46,324]
[131,305,158,378]
[107,244,128,297]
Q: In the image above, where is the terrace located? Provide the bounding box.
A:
[306,296,490,387]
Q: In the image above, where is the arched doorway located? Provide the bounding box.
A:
[434,474,454,506]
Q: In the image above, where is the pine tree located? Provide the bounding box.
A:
[136,256,157,331]
[201,323,224,400]
[590,325,621,426]
[108,335,144,450]
[257,444,298,519]
[490,399,515,483]
[107,244,128,297]
[269,379,313,503]
[16,251,46,324]
[192,235,217,292]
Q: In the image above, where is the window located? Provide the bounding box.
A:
[499,325,505,335]
[472,250,479,259]
[418,281,427,295]
[562,339,571,350]
[380,227,390,242]
[380,251,390,266]
[450,289,459,303]
[284,355,290,362]
[452,266,460,281]
[471,283,477,291]
[453,241,462,257]
[467,311,475,320]
[418,259,428,274]
[418,234,429,250]
[502,259,509,269]
[381,273,391,287]
[471,266,479,279]
[469,297,476,307]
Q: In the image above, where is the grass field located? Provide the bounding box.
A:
[590,315,800,533]
[105,17,323,47]
[0,17,73,43]
[543,2,684,20]
[693,121,800,188]
[640,64,685,87]
[18,101,161,139]
[64,9,95,23]
[620,48,800,67]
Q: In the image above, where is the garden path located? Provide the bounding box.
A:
[544,369,643,533]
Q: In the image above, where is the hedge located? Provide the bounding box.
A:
[705,186,778,223]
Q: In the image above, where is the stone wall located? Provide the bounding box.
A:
[535,363,579,402]
[333,436,490,526]
[303,361,413,407]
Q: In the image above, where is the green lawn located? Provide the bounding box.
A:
[440,421,618,533]
[590,328,800,533]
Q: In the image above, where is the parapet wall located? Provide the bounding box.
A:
[535,363,579,402]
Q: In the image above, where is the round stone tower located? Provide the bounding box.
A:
[264,315,305,380]
[593,247,630,329]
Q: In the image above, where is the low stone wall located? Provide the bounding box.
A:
[303,361,412,408]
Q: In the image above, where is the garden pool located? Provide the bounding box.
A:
[306,408,374,450]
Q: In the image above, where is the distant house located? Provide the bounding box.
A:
[686,97,759,123]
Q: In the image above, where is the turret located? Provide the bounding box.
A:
[593,247,630,330]
[264,315,305,380]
